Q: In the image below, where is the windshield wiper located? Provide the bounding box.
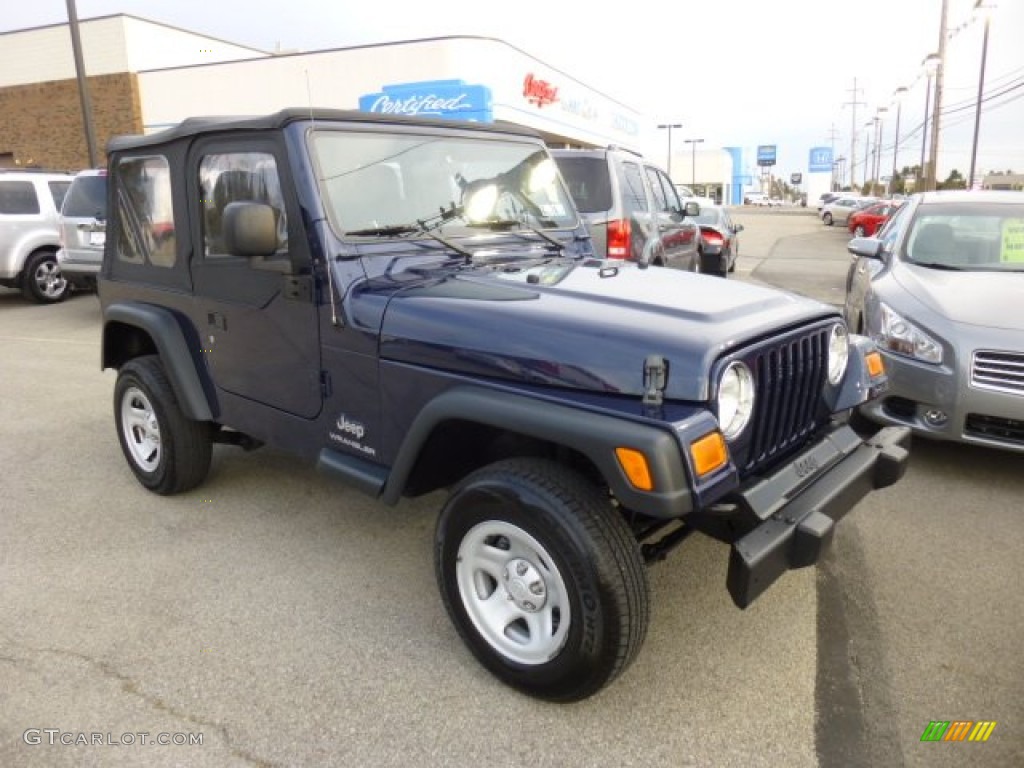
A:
[472,218,566,253]
[345,221,475,260]
[913,261,963,271]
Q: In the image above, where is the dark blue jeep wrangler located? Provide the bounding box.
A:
[99,109,909,701]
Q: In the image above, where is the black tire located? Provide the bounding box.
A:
[21,250,69,303]
[435,457,649,701]
[114,355,212,495]
[823,212,834,226]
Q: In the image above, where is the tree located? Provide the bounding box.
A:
[939,169,966,190]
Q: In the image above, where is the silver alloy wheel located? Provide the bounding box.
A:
[32,258,67,299]
[456,520,571,665]
[120,386,161,472]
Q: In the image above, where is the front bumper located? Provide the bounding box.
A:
[726,423,910,608]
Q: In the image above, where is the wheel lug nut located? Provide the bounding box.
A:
[529,581,543,595]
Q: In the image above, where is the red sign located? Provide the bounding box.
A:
[523,73,559,108]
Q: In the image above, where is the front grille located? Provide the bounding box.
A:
[972,350,1024,395]
[743,327,830,472]
[964,413,1024,446]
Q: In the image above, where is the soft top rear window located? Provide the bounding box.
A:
[553,156,612,213]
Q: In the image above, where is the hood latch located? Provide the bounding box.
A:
[642,355,668,406]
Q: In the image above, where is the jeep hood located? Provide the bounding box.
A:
[376,260,836,401]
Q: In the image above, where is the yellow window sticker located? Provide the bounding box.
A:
[1001,218,1024,262]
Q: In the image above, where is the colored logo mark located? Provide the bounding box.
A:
[920,720,997,742]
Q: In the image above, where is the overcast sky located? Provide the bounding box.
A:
[4,0,1023,183]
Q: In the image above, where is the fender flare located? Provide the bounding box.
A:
[381,385,693,517]
[103,302,214,421]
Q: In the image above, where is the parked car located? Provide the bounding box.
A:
[57,169,108,290]
[98,107,907,702]
[0,169,74,302]
[844,190,1024,452]
[817,192,844,212]
[847,200,902,237]
[693,204,743,276]
[822,196,875,227]
[551,147,700,271]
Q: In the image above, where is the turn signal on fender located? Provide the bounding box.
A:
[615,447,653,491]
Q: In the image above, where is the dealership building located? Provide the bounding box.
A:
[1,14,753,203]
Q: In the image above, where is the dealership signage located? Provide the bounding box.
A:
[757,145,777,167]
[523,73,559,107]
[359,80,493,122]
[790,172,803,185]
[808,146,834,173]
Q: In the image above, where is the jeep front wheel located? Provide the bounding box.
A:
[435,458,649,701]
[114,355,212,495]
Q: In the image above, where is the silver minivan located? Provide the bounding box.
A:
[57,169,107,290]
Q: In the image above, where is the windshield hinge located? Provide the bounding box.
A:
[642,355,668,406]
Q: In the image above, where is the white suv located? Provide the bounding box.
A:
[0,170,74,302]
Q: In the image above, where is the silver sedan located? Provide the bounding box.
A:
[844,190,1024,452]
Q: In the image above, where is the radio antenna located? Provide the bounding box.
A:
[306,69,341,326]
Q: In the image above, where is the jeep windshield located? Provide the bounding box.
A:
[310,130,578,238]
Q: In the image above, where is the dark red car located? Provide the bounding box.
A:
[847,200,903,237]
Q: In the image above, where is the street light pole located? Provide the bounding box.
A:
[891,86,908,193]
[874,107,887,188]
[657,123,681,178]
[684,138,704,189]
[968,0,994,190]
[919,54,940,192]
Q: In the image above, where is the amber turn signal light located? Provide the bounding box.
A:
[865,351,884,377]
[690,431,727,477]
[615,447,654,491]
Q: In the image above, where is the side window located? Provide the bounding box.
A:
[199,153,287,259]
[618,161,647,216]
[0,181,40,215]
[114,156,176,268]
[645,168,670,212]
[656,170,682,212]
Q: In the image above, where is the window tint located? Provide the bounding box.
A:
[0,181,40,214]
[62,176,107,218]
[200,152,287,258]
[114,156,176,268]
[553,156,612,213]
[618,161,647,216]
[49,181,71,211]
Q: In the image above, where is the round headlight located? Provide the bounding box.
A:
[828,324,850,385]
[717,361,755,440]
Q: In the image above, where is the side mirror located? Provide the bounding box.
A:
[847,236,884,260]
[683,201,700,217]
[734,223,744,233]
[223,202,279,257]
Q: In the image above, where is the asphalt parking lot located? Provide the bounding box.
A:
[1,211,1021,767]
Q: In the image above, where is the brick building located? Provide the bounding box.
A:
[0,15,266,170]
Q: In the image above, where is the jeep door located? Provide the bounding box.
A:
[187,139,322,419]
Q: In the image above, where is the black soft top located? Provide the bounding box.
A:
[108,108,541,152]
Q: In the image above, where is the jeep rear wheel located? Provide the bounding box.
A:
[114,355,212,495]
[21,250,69,303]
[435,458,649,701]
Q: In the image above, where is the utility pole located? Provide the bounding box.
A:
[843,79,865,192]
[66,0,98,168]
[826,124,841,189]
[927,0,949,190]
